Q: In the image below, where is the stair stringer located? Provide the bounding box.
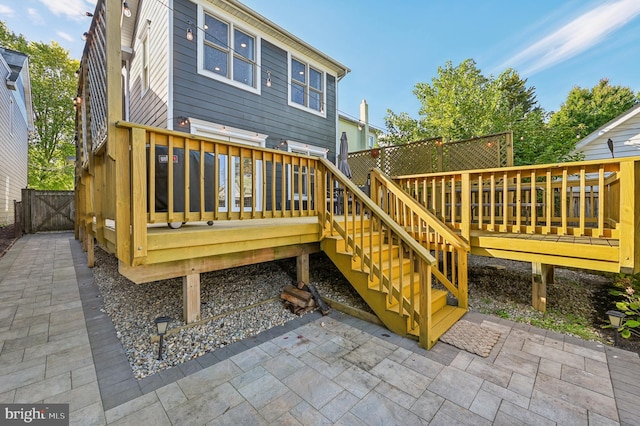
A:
[321,235,413,337]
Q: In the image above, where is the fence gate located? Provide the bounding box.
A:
[21,189,75,233]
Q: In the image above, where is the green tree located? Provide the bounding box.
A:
[385,59,537,144]
[549,79,639,140]
[512,109,583,166]
[27,41,78,190]
[382,110,428,145]
[1,21,78,190]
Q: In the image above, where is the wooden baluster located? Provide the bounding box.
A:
[579,167,586,236]
[597,165,604,237]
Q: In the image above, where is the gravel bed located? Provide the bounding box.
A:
[92,247,625,379]
[92,248,369,379]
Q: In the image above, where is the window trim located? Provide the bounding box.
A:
[189,118,268,147]
[286,140,327,200]
[139,22,151,97]
[197,4,261,95]
[287,53,327,118]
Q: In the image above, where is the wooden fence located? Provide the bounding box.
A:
[21,189,75,233]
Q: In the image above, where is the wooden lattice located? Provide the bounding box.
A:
[348,133,512,185]
[87,1,108,153]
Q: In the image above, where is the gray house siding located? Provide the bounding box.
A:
[171,0,338,162]
[128,0,170,128]
[0,58,29,226]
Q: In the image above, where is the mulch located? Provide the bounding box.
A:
[0,224,18,258]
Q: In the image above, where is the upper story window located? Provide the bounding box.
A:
[198,7,259,94]
[289,56,325,116]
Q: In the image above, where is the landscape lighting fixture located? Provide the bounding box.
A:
[606,310,625,346]
[154,316,171,360]
[123,2,132,18]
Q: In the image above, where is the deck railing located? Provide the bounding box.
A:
[368,169,469,307]
[395,157,640,272]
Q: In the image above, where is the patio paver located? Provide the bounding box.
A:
[0,232,639,425]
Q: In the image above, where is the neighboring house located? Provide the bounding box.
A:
[0,47,33,226]
[572,103,640,160]
[117,0,349,163]
[338,99,383,152]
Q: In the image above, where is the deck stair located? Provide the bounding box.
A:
[322,218,465,343]
[320,161,470,348]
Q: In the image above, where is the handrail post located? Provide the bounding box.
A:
[115,127,132,265]
[461,173,471,243]
[618,159,640,273]
[131,127,148,263]
[419,261,433,349]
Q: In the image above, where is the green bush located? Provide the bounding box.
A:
[610,274,640,339]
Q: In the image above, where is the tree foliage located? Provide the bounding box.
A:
[548,78,639,140]
[382,110,427,145]
[413,59,521,141]
[384,59,638,166]
[1,21,78,190]
[385,59,538,145]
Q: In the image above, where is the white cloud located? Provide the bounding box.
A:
[0,4,14,17]
[56,31,74,43]
[27,8,44,26]
[502,0,640,75]
[38,0,89,20]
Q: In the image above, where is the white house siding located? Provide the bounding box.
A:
[128,0,170,128]
[574,107,640,160]
[0,60,29,226]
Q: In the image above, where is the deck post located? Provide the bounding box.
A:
[531,262,553,312]
[183,274,201,323]
[296,253,310,285]
[86,233,95,268]
[618,160,640,274]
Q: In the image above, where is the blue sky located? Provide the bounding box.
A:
[1,0,639,130]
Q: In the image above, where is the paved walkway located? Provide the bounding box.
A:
[1,233,639,425]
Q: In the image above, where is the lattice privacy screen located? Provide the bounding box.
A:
[348,133,512,185]
[86,0,108,153]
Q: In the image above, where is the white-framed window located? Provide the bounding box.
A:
[287,141,327,201]
[197,5,260,94]
[140,23,150,96]
[189,118,268,213]
[289,55,325,117]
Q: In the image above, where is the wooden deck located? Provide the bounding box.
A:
[74,122,640,349]
[108,217,322,283]
[468,230,620,272]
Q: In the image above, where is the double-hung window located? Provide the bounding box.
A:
[200,10,257,92]
[290,57,324,115]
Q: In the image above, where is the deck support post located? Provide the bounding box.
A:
[531,262,553,312]
[86,232,95,268]
[183,273,201,323]
[296,253,310,285]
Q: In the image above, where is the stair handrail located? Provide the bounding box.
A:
[320,158,445,348]
[369,168,470,251]
[319,158,437,267]
[369,168,469,304]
